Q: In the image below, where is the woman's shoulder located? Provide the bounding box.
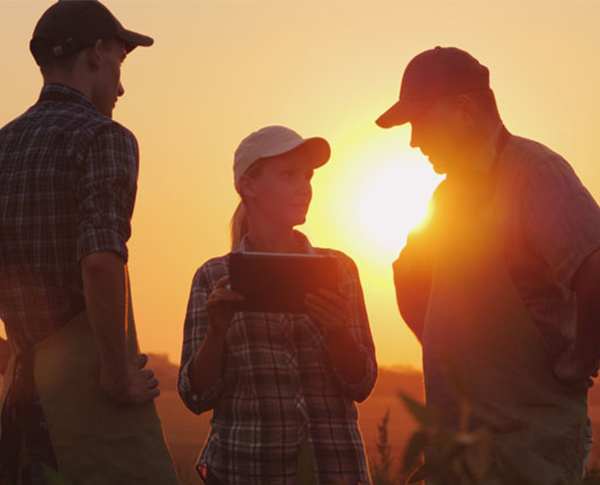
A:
[312,247,359,275]
[191,253,231,289]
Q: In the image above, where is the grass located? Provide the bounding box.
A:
[367,393,600,485]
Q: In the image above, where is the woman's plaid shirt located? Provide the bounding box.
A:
[178,233,377,485]
[0,84,138,352]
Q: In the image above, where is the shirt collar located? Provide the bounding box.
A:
[38,83,98,112]
[237,230,315,254]
[471,122,504,175]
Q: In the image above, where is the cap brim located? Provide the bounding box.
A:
[376,99,420,128]
[119,28,154,52]
[302,137,331,168]
[256,135,331,169]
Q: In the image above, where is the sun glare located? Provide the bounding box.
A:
[306,123,443,279]
[356,159,436,255]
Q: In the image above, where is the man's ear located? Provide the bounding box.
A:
[456,94,477,128]
[86,39,104,71]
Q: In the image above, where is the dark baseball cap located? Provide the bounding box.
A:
[30,0,154,66]
[376,46,490,128]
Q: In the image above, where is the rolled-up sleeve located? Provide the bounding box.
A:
[76,123,139,263]
[524,156,600,288]
[331,254,378,402]
[178,266,223,414]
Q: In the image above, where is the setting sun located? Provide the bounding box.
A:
[306,124,443,271]
[3,0,600,374]
[355,158,437,256]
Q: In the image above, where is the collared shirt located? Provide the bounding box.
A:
[402,123,600,363]
[496,131,600,361]
[178,232,377,485]
[0,84,138,352]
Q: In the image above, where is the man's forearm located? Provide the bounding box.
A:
[81,252,130,391]
[572,249,600,369]
[393,245,432,343]
[573,287,600,369]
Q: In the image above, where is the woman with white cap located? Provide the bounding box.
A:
[178,126,377,485]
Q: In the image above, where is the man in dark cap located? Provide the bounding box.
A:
[377,46,600,483]
[0,1,178,484]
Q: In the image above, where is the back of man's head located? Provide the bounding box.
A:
[30,0,153,74]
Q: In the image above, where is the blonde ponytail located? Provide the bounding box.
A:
[230,200,248,250]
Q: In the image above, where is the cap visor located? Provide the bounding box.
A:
[119,29,154,52]
[376,100,416,128]
[302,137,331,168]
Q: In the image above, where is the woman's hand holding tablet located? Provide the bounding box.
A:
[206,276,245,335]
[305,289,350,336]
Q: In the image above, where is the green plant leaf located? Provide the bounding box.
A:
[407,463,430,484]
[401,430,427,475]
[399,393,433,427]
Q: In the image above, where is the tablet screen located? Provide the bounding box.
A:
[229,252,339,313]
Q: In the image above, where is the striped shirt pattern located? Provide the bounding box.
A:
[178,233,377,485]
[0,83,138,352]
[496,134,600,362]
[405,127,600,363]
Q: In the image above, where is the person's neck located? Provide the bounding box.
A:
[448,119,503,180]
[246,221,300,253]
[43,73,93,101]
[466,119,502,162]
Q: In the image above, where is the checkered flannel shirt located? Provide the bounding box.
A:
[0,83,138,352]
[178,232,377,485]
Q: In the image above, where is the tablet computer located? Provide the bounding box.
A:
[229,252,339,313]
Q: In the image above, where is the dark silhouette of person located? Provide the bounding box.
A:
[0,2,178,484]
[377,46,600,484]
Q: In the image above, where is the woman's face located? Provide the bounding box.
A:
[242,145,314,228]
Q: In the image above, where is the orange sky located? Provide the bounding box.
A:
[2,1,600,369]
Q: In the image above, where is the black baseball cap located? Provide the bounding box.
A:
[376,46,490,128]
[30,0,154,66]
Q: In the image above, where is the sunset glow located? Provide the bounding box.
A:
[355,159,436,255]
[2,1,600,371]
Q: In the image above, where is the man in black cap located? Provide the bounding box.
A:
[377,46,600,483]
[0,2,177,484]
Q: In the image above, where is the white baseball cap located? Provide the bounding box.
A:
[233,126,331,191]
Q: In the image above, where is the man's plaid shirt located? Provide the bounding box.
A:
[0,84,138,352]
[178,233,377,485]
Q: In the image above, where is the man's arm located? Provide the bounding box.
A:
[393,238,432,344]
[520,156,600,385]
[82,251,158,404]
[554,248,600,384]
[393,182,448,343]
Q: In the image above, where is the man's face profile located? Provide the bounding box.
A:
[91,39,127,119]
[409,95,473,176]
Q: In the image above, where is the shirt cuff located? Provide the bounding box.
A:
[332,346,377,403]
[177,359,223,415]
[77,228,128,263]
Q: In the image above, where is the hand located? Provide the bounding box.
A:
[101,353,160,405]
[305,289,350,337]
[206,276,244,336]
[554,343,600,388]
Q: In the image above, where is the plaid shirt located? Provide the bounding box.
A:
[0,83,138,352]
[178,232,377,485]
[401,126,600,363]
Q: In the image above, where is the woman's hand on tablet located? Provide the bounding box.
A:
[206,276,244,336]
[305,289,350,336]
